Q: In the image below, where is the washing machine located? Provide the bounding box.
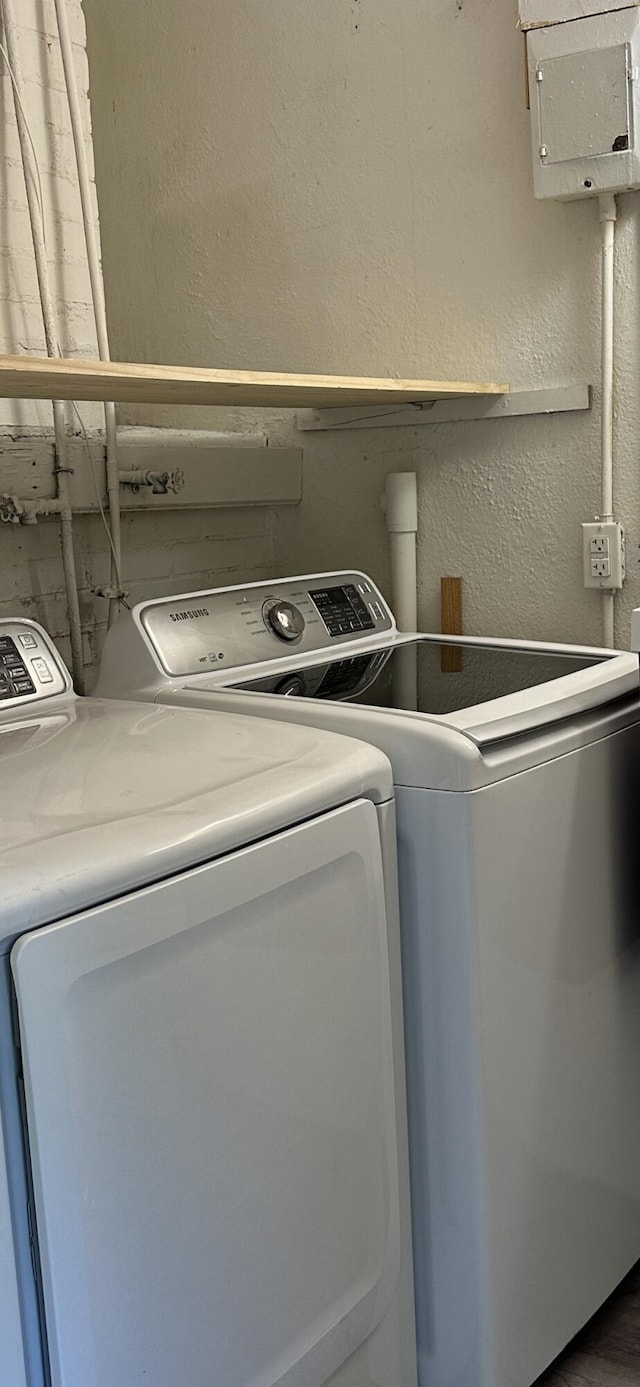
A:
[96,571,640,1387]
[0,615,417,1387]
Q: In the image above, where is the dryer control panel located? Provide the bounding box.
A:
[135,573,395,679]
[0,621,69,704]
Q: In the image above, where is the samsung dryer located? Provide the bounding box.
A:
[0,616,417,1387]
[96,571,640,1387]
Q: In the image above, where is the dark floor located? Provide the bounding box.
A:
[535,1262,640,1386]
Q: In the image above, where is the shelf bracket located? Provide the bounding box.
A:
[296,384,590,432]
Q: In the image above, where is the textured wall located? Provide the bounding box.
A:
[84,0,640,647]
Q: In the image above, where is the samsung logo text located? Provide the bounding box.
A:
[169,608,210,623]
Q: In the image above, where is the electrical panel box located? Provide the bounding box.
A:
[527,9,640,199]
[520,1,640,30]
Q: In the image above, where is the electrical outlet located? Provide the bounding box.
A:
[582,521,625,589]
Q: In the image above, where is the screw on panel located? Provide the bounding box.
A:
[535,68,544,81]
[539,144,548,160]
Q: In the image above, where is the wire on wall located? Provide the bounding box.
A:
[53,0,124,628]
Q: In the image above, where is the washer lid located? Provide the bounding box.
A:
[228,636,639,743]
[0,698,392,945]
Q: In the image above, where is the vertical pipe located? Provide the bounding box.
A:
[383,472,418,710]
[599,196,616,524]
[602,592,615,651]
[2,0,84,689]
[53,0,122,627]
[389,532,418,632]
[599,195,616,649]
[384,472,418,631]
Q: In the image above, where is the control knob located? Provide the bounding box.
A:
[263,600,305,642]
[274,673,306,697]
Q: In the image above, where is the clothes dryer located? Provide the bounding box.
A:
[96,571,640,1387]
[0,616,416,1387]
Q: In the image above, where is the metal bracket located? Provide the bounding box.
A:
[296,384,590,432]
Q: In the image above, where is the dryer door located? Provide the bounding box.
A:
[11,799,400,1387]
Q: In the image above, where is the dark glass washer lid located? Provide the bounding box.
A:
[229,638,606,716]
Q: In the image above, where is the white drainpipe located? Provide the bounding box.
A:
[382,471,418,711]
[599,193,616,649]
[382,471,418,631]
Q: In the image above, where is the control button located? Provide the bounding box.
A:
[308,584,376,637]
[31,656,53,684]
[263,600,305,643]
[18,632,37,649]
[2,651,25,668]
[11,681,35,696]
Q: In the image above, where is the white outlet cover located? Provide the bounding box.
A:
[582,521,625,589]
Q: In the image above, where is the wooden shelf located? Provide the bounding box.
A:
[0,354,509,409]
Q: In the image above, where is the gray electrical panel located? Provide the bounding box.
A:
[528,9,640,199]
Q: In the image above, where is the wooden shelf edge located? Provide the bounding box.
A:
[0,354,510,409]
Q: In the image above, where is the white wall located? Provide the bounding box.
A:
[0,0,276,678]
[83,0,640,647]
[0,0,97,672]
[0,0,99,431]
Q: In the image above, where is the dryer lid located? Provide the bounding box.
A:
[0,698,392,946]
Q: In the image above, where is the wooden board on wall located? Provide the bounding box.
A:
[0,354,510,409]
[441,577,463,673]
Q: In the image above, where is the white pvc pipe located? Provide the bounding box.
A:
[599,195,616,523]
[383,471,418,711]
[599,195,616,649]
[383,471,418,631]
[389,531,418,631]
[53,0,122,626]
[2,1,85,690]
[602,591,615,649]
